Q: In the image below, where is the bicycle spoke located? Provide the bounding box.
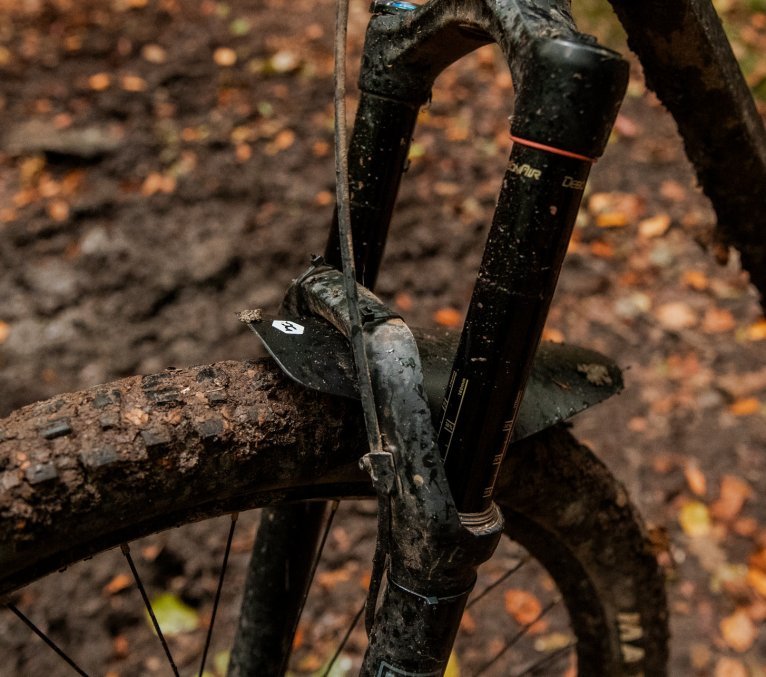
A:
[198,512,238,677]
[321,601,365,677]
[474,596,562,676]
[512,642,575,676]
[120,542,180,677]
[466,555,530,610]
[6,604,90,677]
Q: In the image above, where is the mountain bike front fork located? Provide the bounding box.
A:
[232,0,629,675]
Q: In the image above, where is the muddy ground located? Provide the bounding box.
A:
[0,0,765,675]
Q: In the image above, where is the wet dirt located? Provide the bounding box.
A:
[1,0,765,675]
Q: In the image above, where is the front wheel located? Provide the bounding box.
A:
[0,360,667,675]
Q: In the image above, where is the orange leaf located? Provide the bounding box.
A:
[655,302,698,331]
[747,566,766,597]
[745,319,766,341]
[112,635,129,658]
[714,656,748,677]
[542,327,565,343]
[683,461,706,497]
[0,321,10,345]
[103,573,132,595]
[711,475,752,522]
[120,74,147,92]
[434,307,462,328]
[459,609,476,634]
[590,240,614,258]
[728,398,760,417]
[681,270,709,291]
[46,199,70,223]
[702,307,736,334]
[88,73,111,91]
[394,292,414,312]
[315,567,352,590]
[638,213,671,239]
[720,609,756,652]
[292,625,304,650]
[213,47,237,67]
[595,212,628,228]
[749,548,766,571]
[504,589,542,627]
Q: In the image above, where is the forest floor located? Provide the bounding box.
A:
[1,0,766,675]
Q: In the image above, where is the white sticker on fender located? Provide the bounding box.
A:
[272,320,305,335]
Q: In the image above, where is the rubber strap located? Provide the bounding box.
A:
[509,134,597,163]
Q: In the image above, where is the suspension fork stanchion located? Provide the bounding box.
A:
[439,37,629,515]
[324,91,421,288]
[228,502,336,676]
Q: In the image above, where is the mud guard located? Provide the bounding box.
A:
[245,315,622,444]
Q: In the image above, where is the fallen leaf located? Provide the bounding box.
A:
[112,635,129,658]
[733,517,758,537]
[213,47,237,67]
[681,270,709,291]
[265,129,296,155]
[459,610,476,634]
[534,632,573,652]
[728,398,760,417]
[120,74,147,92]
[46,199,70,222]
[434,307,462,328]
[103,573,132,595]
[316,568,352,590]
[745,319,766,341]
[720,608,756,652]
[235,144,251,163]
[88,73,111,91]
[141,44,167,64]
[590,240,614,258]
[141,172,176,196]
[702,307,736,334]
[444,651,461,677]
[147,592,199,636]
[660,179,687,202]
[679,501,711,537]
[504,589,543,627]
[269,50,300,74]
[714,656,748,677]
[613,114,640,138]
[588,192,644,225]
[0,321,10,344]
[711,475,753,521]
[638,213,671,239]
[596,212,629,228]
[684,461,707,497]
[747,566,766,597]
[717,367,766,398]
[314,190,333,207]
[542,327,565,343]
[394,292,413,312]
[750,548,766,571]
[655,302,698,331]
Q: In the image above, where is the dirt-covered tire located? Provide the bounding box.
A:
[0,359,667,674]
[496,426,669,676]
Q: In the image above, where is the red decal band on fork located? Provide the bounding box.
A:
[509,134,597,163]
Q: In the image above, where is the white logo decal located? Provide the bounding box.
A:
[272,320,305,335]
